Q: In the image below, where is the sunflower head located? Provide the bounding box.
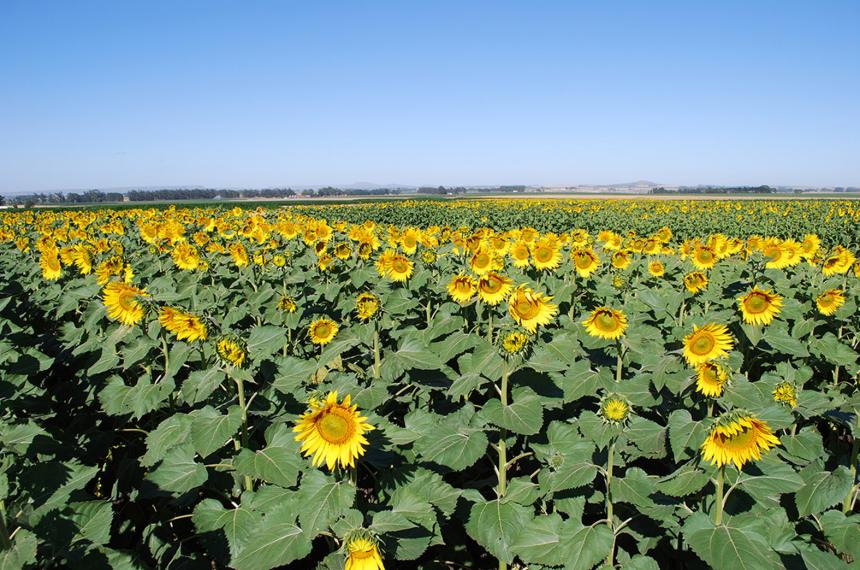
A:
[815,289,845,316]
[343,530,385,570]
[159,306,208,342]
[508,285,558,333]
[477,272,513,306]
[695,362,728,398]
[648,260,665,277]
[216,335,247,368]
[683,323,733,366]
[309,318,339,346]
[103,281,149,326]
[278,295,297,313]
[599,394,631,425]
[356,292,381,321]
[293,391,374,471]
[582,307,628,340]
[447,274,477,304]
[737,287,783,326]
[571,248,600,277]
[421,250,437,264]
[772,382,798,408]
[684,271,708,294]
[701,410,780,469]
[500,331,530,356]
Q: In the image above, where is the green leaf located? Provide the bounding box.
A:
[233,436,303,489]
[565,524,614,570]
[146,444,207,494]
[465,499,530,563]
[230,508,312,570]
[794,465,853,516]
[819,510,860,560]
[297,470,356,537]
[0,529,38,570]
[735,457,803,502]
[273,356,318,395]
[480,387,544,435]
[246,325,286,360]
[668,409,706,462]
[762,324,809,357]
[657,465,709,497]
[141,414,192,467]
[180,368,226,405]
[190,406,243,457]
[413,408,488,470]
[70,501,114,546]
[685,515,778,570]
[510,513,569,566]
[193,498,257,557]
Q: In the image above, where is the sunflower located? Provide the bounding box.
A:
[470,248,498,276]
[293,391,374,470]
[611,249,632,270]
[648,260,665,277]
[158,307,208,342]
[344,533,385,570]
[509,240,531,268]
[172,242,201,270]
[683,323,733,366]
[356,292,380,321]
[387,254,413,282]
[701,411,780,468]
[40,250,63,280]
[691,244,717,270]
[815,289,845,316]
[599,395,630,424]
[772,382,798,408]
[582,307,628,340]
[447,274,477,304]
[216,336,247,367]
[309,318,339,346]
[501,331,529,355]
[421,250,436,264]
[278,295,297,313]
[477,272,513,305]
[508,285,558,333]
[695,362,728,397]
[571,248,600,278]
[531,238,562,271]
[737,287,783,326]
[684,271,708,294]
[228,243,249,267]
[103,281,148,326]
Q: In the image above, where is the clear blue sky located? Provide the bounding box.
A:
[2,1,859,193]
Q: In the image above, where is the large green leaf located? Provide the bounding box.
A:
[145,445,207,494]
[296,470,356,537]
[685,514,778,570]
[230,508,312,570]
[795,465,853,516]
[480,387,544,435]
[465,499,530,563]
[190,405,242,458]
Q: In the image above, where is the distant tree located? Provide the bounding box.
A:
[0,195,5,206]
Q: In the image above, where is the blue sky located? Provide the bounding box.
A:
[1,1,859,192]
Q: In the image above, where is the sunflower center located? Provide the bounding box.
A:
[315,323,331,338]
[392,258,408,273]
[697,251,713,263]
[349,548,374,560]
[575,255,591,269]
[691,333,716,355]
[535,247,551,262]
[474,253,490,268]
[596,312,618,332]
[744,293,770,314]
[819,295,834,307]
[482,277,502,293]
[317,408,355,444]
[515,299,537,319]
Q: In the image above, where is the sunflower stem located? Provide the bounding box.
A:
[606,440,616,568]
[487,312,494,342]
[497,363,509,570]
[372,325,381,379]
[0,499,11,550]
[234,376,253,492]
[843,415,859,513]
[714,466,725,525]
[615,343,623,383]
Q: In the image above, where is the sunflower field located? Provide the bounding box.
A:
[0,199,858,570]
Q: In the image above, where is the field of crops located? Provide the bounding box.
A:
[0,199,858,570]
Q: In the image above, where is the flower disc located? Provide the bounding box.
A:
[683,323,733,366]
[294,391,374,471]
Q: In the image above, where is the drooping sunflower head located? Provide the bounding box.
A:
[508,285,558,333]
[293,391,374,471]
[683,323,733,366]
[159,306,208,342]
[815,289,845,316]
[582,307,628,340]
[278,295,297,313]
[309,318,339,346]
[501,331,530,355]
[611,249,632,270]
[477,272,513,306]
[40,250,63,281]
[103,281,149,326]
[343,531,385,570]
[695,362,728,398]
[684,271,709,294]
[772,382,798,408]
[447,274,477,304]
[701,410,780,469]
[356,292,381,321]
[216,335,247,368]
[737,287,783,326]
[599,394,631,425]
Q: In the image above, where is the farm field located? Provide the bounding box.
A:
[0,199,858,569]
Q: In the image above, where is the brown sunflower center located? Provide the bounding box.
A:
[596,312,619,332]
[515,299,538,319]
[474,253,490,268]
[535,247,552,262]
[315,323,332,338]
[391,258,409,273]
[482,276,503,293]
[317,408,355,444]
